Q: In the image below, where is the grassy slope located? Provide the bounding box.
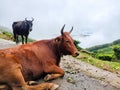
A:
[0,27,35,42]
[87,39,120,53]
[86,39,120,61]
[77,51,120,75]
[79,40,120,75]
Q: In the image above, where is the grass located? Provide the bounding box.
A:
[0,31,13,40]
[0,30,35,42]
[77,52,120,75]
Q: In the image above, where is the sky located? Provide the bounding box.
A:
[0,0,120,48]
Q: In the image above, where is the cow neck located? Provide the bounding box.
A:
[49,39,62,60]
[56,42,63,59]
[54,41,63,66]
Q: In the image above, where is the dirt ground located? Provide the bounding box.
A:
[51,56,120,90]
[0,39,120,90]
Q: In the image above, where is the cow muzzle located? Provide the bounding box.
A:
[72,52,79,57]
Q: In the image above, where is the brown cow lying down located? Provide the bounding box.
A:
[0,25,79,90]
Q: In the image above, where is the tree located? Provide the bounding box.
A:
[74,40,82,51]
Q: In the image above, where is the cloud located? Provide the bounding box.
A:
[0,0,120,48]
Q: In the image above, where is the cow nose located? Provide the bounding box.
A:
[73,52,79,57]
[75,52,79,56]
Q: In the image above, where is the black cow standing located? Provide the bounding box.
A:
[12,18,34,44]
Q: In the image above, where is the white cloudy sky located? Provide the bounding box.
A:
[0,0,120,48]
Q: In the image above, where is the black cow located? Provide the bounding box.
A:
[12,18,34,44]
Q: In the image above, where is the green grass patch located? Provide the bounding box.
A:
[0,30,35,43]
[0,31,13,40]
[77,52,120,75]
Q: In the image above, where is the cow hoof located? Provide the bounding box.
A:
[44,74,52,81]
[51,84,59,90]
[27,81,39,85]
[39,83,59,90]
[0,85,9,90]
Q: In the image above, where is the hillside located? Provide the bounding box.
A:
[86,39,120,61]
[82,39,120,75]
[87,39,120,53]
[0,26,13,40]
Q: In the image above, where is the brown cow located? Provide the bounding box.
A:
[0,25,79,90]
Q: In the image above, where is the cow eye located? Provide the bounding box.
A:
[66,40,70,43]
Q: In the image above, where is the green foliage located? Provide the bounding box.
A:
[113,46,120,60]
[2,31,12,36]
[95,46,113,54]
[76,39,120,74]
[112,39,120,45]
[96,53,114,61]
[77,52,120,74]
[80,39,120,74]
[86,39,120,61]
[87,46,115,61]
[0,31,13,40]
[74,40,82,51]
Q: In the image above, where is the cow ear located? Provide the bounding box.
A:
[55,37,62,43]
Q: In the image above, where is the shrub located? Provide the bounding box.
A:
[96,54,113,61]
[113,46,120,60]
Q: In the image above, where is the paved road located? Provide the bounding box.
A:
[0,39,120,90]
[0,39,16,49]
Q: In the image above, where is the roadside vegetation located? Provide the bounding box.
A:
[0,28,35,43]
[0,30,13,40]
[77,51,120,75]
[76,39,120,75]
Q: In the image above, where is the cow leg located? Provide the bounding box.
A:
[21,35,24,44]
[44,65,65,81]
[13,34,18,44]
[16,35,19,44]
[6,67,59,90]
[25,35,28,44]
[13,33,16,42]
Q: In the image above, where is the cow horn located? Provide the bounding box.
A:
[31,17,34,22]
[61,24,65,35]
[69,26,73,34]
